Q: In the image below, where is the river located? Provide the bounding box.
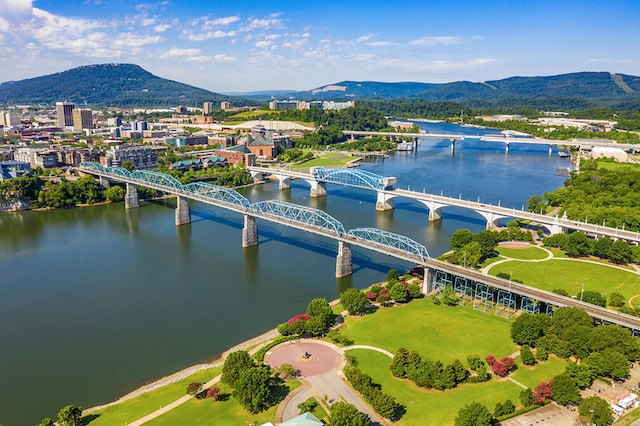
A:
[0,122,570,425]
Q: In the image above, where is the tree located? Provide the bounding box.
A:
[511,313,550,346]
[233,366,273,413]
[327,401,369,426]
[186,381,202,395]
[390,347,411,378]
[580,290,606,307]
[520,388,533,406]
[608,292,626,308]
[565,362,596,389]
[37,419,55,426]
[306,297,333,327]
[533,381,553,405]
[387,269,399,282]
[579,396,612,426]
[450,229,473,251]
[57,405,82,426]
[340,288,369,315]
[277,363,298,380]
[389,282,408,302]
[104,185,125,202]
[609,239,634,264]
[121,160,135,171]
[454,402,493,426]
[593,237,613,258]
[440,285,459,306]
[75,175,101,204]
[520,345,536,366]
[550,373,580,405]
[526,195,547,213]
[564,232,593,257]
[222,350,255,386]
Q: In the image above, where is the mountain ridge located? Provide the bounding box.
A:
[1,64,639,107]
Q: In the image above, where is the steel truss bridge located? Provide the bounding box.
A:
[246,166,640,244]
[78,162,430,265]
[79,162,640,331]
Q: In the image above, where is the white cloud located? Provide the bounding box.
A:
[367,41,400,47]
[0,0,33,21]
[154,23,170,32]
[185,29,236,41]
[355,33,375,43]
[113,33,163,48]
[242,13,283,32]
[160,47,202,59]
[213,54,235,62]
[141,18,156,26]
[410,36,464,46]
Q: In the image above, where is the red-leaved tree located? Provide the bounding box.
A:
[533,381,553,404]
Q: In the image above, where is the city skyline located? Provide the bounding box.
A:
[0,0,638,93]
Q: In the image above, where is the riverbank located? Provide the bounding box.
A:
[84,327,280,414]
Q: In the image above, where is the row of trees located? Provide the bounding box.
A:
[221,350,280,413]
[543,232,640,264]
[343,364,401,420]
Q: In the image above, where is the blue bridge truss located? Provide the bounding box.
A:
[312,167,394,190]
[79,162,430,264]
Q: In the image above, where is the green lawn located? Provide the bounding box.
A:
[84,367,221,425]
[341,299,518,363]
[510,356,569,389]
[495,246,549,260]
[291,155,357,169]
[349,349,523,425]
[488,259,640,303]
[145,381,300,426]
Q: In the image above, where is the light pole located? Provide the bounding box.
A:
[581,283,584,302]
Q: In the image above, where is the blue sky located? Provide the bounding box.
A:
[0,0,638,92]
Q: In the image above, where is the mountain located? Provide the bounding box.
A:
[0,63,237,107]
[243,72,640,104]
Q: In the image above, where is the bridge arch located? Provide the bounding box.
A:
[312,167,395,190]
[130,170,183,191]
[182,182,251,210]
[346,227,431,263]
[251,200,346,236]
[79,161,106,173]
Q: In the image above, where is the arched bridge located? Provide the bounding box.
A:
[79,162,429,276]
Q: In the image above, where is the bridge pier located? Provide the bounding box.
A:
[276,175,291,190]
[548,144,553,156]
[450,139,456,154]
[310,181,327,197]
[175,196,191,226]
[422,267,436,294]
[505,142,510,154]
[335,241,353,278]
[242,214,258,247]
[125,183,139,209]
[376,191,396,211]
[99,176,110,188]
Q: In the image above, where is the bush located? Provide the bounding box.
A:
[187,381,203,395]
[206,386,220,400]
[520,345,536,366]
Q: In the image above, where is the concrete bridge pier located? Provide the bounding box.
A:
[505,142,510,154]
[417,200,445,222]
[125,183,139,209]
[310,181,327,197]
[335,241,353,278]
[422,267,435,294]
[450,139,456,154]
[175,196,191,226]
[376,191,396,211]
[477,211,507,230]
[242,214,258,247]
[99,176,110,188]
[548,144,553,156]
[276,175,291,190]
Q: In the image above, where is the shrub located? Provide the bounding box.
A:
[206,386,220,400]
[187,381,203,395]
[485,354,496,366]
[520,345,536,366]
[287,313,310,325]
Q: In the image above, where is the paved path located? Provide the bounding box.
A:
[344,345,394,358]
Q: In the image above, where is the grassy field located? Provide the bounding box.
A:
[495,246,550,260]
[145,381,300,426]
[223,109,277,122]
[340,299,518,363]
[510,355,568,389]
[488,259,640,303]
[349,349,524,425]
[291,153,358,169]
[84,367,222,425]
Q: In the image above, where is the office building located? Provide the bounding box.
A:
[72,109,93,131]
[56,102,75,127]
[203,102,213,114]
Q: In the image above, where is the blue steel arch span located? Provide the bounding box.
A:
[251,199,346,236]
[347,227,431,264]
[183,182,251,211]
[312,167,393,190]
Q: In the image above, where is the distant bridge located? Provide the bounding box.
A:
[343,130,639,155]
[78,162,640,331]
[246,166,640,244]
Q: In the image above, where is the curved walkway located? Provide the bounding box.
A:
[343,345,394,358]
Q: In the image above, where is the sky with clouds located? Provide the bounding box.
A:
[0,0,638,93]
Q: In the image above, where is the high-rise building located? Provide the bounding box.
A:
[133,121,148,131]
[203,102,213,114]
[220,101,231,110]
[56,102,75,127]
[72,109,93,131]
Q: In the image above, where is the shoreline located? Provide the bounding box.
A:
[83,327,280,414]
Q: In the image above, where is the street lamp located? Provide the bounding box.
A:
[581,283,584,302]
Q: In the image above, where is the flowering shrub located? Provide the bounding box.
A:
[206,386,220,400]
[186,381,202,395]
[287,313,310,325]
[500,356,515,372]
[491,362,508,377]
[485,354,497,366]
[533,381,553,404]
[366,291,377,300]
